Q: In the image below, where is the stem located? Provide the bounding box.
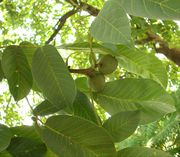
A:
[88,34,97,67]
[25,97,34,113]
[90,92,101,126]
[69,67,95,76]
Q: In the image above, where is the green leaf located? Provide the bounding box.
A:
[57,42,110,54]
[7,137,46,157]
[73,91,100,124]
[75,77,89,93]
[33,91,100,124]
[0,151,12,157]
[90,1,131,45]
[58,43,168,88]
[113,0,180,20]
[44,149,58,157]
[0,60,4,82]
[1,46,33,100]
[20,41,38,67]
[32,45,76,109]
[41,115,117,157]
[0,124,12,152]
[117,147,172,157]
[10,125,42,142]
[33,100,59,116]
[115,45,168,87]
[94,79,175,124]
[103,111,140,142]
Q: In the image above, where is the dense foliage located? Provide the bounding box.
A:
[0,0,180,157]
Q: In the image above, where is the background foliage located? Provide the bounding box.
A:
[0,0,179,157]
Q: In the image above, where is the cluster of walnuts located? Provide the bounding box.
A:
[88,54,118,92]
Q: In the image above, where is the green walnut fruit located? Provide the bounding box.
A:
[88,73,105,92]
[98,54,118,74]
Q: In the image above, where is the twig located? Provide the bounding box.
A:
[45,9,79,44]
[25,96,34,113]
[65,0,100,16]
[69,67,94,76]
[136,32,180,66]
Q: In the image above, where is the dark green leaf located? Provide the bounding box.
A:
[41,115,117,157]
[20,41,38,67]
[94,79,175,124]
[44,149,58,157]
[0,60,4,82]
[75,77,89,93]
[114,0,180,20]
[103,111,140,142]
[117,147,172,157]
[7,137,46,157]
[1,46,33,100]
[0,151,12,157]
[73,91,100,124]
[0,124,12,152]
[33,91,100,124]
[33,100,59,116]
[91,1,131,45]
[32,45,76,109]
[10,125,41,142]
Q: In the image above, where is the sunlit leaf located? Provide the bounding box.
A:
[91,1,131,45]
[113,0,180,20]
[115,45,168,87]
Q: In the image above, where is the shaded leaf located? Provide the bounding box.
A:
[41,115,117,157]
[0,60,4,82]
[7,137,46,157]
[33,100,59,116]
[32,45,76,109]
[44,149,58,157]
[0,151,12,157]
[1,46,33,100]
[117,147,172,157]
[114,0,180,20]
[103,111,140,142]
[33,91,100,124]
[73,91,100,124]
[0,124,12,152]
[94,79,175,124]
[20,41,38,67]
[91,1,131,45]
[75,77,89,93]
[10,125,41,142]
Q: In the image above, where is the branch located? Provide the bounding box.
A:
[65,0,100,16]
[45,9,78,44]
[69,67,95,76]
[136,32,180,66]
